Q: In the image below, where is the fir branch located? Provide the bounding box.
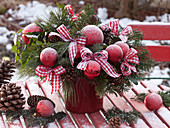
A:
[106,107,141,125]
[3,109,66,127]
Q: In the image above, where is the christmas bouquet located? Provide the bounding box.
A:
[12,4,153,113]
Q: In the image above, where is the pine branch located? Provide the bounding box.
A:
[3,109,66,127]
[106,107,141,125]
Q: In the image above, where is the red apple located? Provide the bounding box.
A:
[40,47,58,67]
[82,25,104,46]
[144,93,163,111]
[115,41,129,56]
[84,60,101,79]
[106,45,123,63]
[36,100,54,117]
[22,23,43,44]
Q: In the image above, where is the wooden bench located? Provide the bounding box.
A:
[0,23,170,128]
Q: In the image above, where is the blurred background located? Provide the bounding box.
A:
[0,0,169,85]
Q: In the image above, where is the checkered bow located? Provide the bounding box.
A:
[64,5,82,21]
[35,65,66,94]
[120,48,139,76]
[77,47,121,78]
[100,19,133,42]
[57,24,86,66]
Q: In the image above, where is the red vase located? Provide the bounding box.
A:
[65,77,103,113]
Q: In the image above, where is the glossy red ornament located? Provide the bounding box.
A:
[144,93,163,111]
[84,60,101,79]
[40,47,58,67]
[65,77,103,113]
[82,25,104,46]
[22,23,43,44]
[36,100,55,117]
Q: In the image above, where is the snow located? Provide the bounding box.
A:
[7,1,58,25]
[79,1,85,5]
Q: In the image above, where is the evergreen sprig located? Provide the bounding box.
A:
[131,91,170,107]
[11,3,153,97]
[2,109,66,127]
[106,107,141,125]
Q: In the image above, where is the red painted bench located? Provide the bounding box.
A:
[129,23,170,62]
[0,23,170,128]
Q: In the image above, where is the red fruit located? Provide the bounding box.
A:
[36,100,54,117]
[106,45,123,63]
[115,41,129,56]
[40,47,58,67]
[144,93,163,111]
[22,23,43,44]
[82,25,104,46]
[84,60,101,79]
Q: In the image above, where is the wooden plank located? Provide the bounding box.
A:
[122,89,168,128]
[39,81,85,128]
[139,81,170,127]
[103,96,133,128]
[58,86,110,128]
[0,115,6,128]
[146,46,170,62]
[57,87,95,128]
[106,93,149,128]
[129,24,170,40]
[25,79,55,128]
[88,111,110,128]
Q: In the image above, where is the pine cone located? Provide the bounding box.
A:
[48,33,62,43]
[109,116,121,128]
[90,15,98,24]
[27,95,55,108]
[63,67,77,82]
[0,83,25,111]
[0,60,15,87]
[108,75,126,87]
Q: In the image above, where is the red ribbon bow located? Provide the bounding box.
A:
[120,48,139,76]
[77,47,121,78]
[35,65,66,94]
[57,24,86,66]
[100,19,133,42]
[64,5,82,21]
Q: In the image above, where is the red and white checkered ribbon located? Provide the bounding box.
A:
[100,19,133,42]
[77,47,121,78]
[35,65,66,94]
[120,48,139,76]
[64,5,81,21]
[57,24,86,66]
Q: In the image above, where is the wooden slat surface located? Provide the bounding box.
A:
[146,46,170,62]
[129,23,170,62]
[129,24,170,40]
[0,78,169,128]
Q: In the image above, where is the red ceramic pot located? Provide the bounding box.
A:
[65,77,103,113]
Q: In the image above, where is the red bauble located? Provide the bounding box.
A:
[144,93,163,111]
[115,41,129,56]
[22,23,43,44]
[40,47,58,67]
[36,100,55,117]
[106,45,123,63]
[82,25,104,46]
[84,60,101,79]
